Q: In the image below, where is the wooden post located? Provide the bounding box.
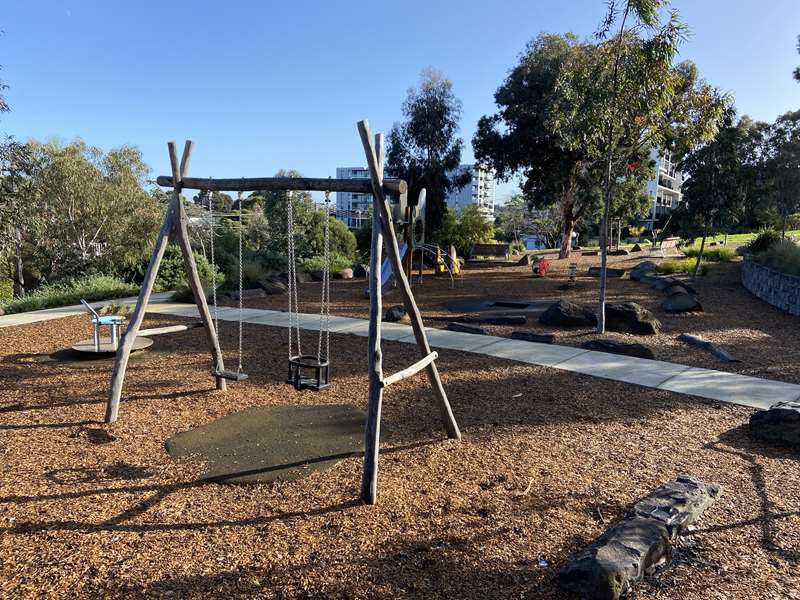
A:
[169,141,227,391]
[357,119,461,441]
[106,190,178,423]
[105,140,229,424]
[361,133,385,505]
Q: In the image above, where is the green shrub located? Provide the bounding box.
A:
[241,260,267,288]
[755,239,800,276]
[122,244,223,293]
[253,249,288,274]
[0,279,13,302]
[682,246,736,262]
[0,275,138,315]
[509,240,526,254]
[656,258,709,276]
[748,228,782,254]
[298,253,353,274]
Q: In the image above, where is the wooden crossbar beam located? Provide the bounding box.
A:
[136,322,202,337]
[155,176,407,195]
[380,352,438,388]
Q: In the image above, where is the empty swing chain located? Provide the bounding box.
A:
[237,189,244,373]
[317,191,332,364]
[207,185,219,336]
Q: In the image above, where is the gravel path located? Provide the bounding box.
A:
[1,312,799,598]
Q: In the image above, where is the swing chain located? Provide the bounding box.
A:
[287,191,302,359]
[206,185,219,337]
[237,189,244,373]
[318,190,332,364]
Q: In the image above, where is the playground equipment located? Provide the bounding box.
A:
[531,256,551,277]
[412,243,463,289]
[203,189,249,382]
[71,300,154,356]
[366,242,408,296]
[80,299,125,352]
[104,121,461,505]
[286,190,333,391]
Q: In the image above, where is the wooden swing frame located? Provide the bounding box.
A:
[105,120,461,504]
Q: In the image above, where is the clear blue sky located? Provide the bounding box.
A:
[3,0,799,203]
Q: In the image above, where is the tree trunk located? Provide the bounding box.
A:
[597,163,614,334]
[559,197,575,260]
[14,228,25,297]
[691,224,708,280]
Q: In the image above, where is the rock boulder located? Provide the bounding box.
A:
[662,293,703,313]
[630,474,722,537]
[629,261,657,282]
[511,331,555,344]
[257,278,287,295]
[583,339,656,360]
[446,322,485,335]
[588,266,625,278]
[559,517,670,600]
[749,401,800,446]
[539,300,598,328]
[335,268,354,280]
[559,475,720,600]
[605,302,661,335]
[384,305,409,323]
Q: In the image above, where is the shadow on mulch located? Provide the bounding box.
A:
[98,526,564,599]
[0,440,440,535]
[45,461,150,485]
[700,424,800,563]
[25,347,158,368]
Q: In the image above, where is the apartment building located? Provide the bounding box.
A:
[646,149,684,225]
[445,164,496,220]
[335,167,371,229]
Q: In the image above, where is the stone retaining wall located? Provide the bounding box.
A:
[741,254,800,316]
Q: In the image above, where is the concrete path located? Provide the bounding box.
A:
[0,292,175,328]
[2,297,798,411]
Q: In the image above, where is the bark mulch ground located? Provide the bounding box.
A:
[233,249,800,383]
[1,310,799,598]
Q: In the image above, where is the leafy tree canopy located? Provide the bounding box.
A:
[387,68,471,234]
[24,140,162,282]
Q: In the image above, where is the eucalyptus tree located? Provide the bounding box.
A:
[767,110,800,236]
[473,34,597,260]
[0,138,40,295]
[27,140,161,282]
[499,193,534,244]
[550,1,727,332]
[386,68,471,235]
[676,110,747,278]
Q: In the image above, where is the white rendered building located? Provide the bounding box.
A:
[646,150,683,226]
[335,167,372,229]
[445,164,495,220]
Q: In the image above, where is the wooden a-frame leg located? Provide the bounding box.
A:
[106,198,176,423]
[360,132,385,505]
[357,120,461,441]
[168,141,227,391]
